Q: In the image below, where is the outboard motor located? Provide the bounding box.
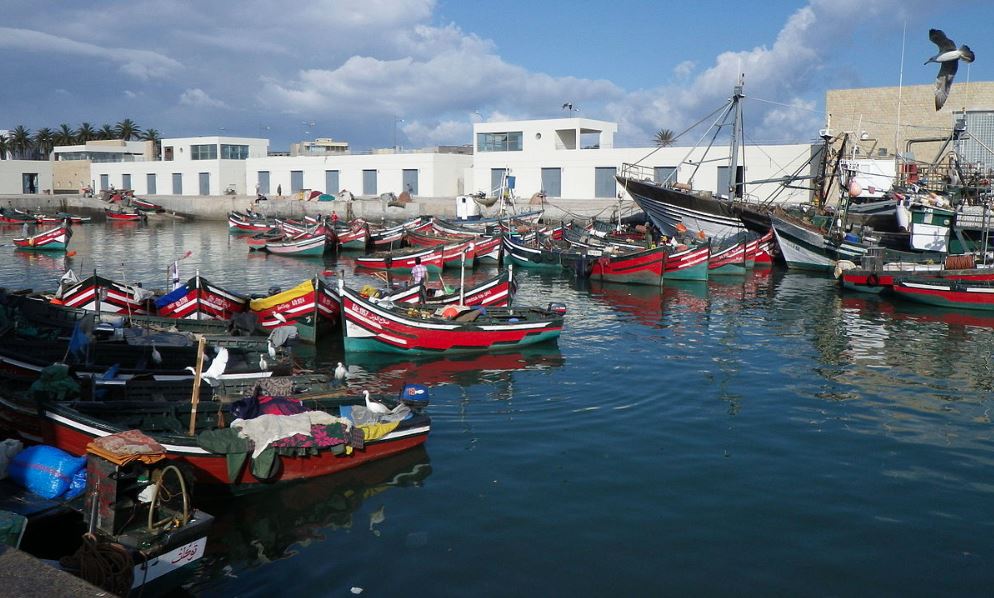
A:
[547,302,567,316]
[399,384,430,409]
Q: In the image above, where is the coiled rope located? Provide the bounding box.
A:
[60,532,134,596]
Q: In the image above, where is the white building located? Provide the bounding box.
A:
[469,117,815,204]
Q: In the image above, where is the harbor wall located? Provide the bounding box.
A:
[0,194,628,224]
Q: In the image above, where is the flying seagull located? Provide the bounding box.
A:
[925,28,975,111]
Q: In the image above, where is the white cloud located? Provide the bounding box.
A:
[179,89,227,109]
[673,60,696,79]
[0,26,181,80]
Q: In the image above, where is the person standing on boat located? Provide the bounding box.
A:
[331,210,339,225]
[411,257,427,285]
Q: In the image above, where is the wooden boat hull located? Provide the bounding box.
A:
[58,274,149,314]
[154,275,249,319]
[105,209,144,222]
[771,215,867,271]
[893,280,994,311]
[265,235,326,256]
[355,246,444,273]
[13,226,69,251]
[340,285,561,354]
[663,245,710,281]
[618,175,749,239]
[589,246,666,286]
[708,242,747,275]
[249,280,319,341]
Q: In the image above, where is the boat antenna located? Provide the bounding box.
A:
[894,18,907,166]
[728,74,746,202]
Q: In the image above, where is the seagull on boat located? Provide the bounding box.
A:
[334,362,348,380]
[150,344,162,365]
[925,28,975,111]
[363,390,390,415]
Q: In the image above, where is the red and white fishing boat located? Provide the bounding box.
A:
[249,278,337,343]
[334,221,371,250]
[708,241,747,275]
[751,229,776,268]
[588,245,667,286]
[105,208,144,222]
[228,211,274,232]
[339,281,562,354]
[13,226,71,252]
[662,244,710,281]
[892,278,994,311]
[35,212,91,225]
[131,197,165,212]
[369,217,432,249]
[154,273,250,320]
[55,274,151,314]
[355,245,445,273]
[0,208,38,224]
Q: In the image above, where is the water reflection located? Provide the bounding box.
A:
[194,447,431,576]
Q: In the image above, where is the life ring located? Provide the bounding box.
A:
[866,273,879,287]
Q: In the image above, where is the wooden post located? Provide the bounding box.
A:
[188,335,206,436]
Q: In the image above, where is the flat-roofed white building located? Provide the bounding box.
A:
[470,117,815,204]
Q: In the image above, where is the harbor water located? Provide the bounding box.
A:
[1,219,993,595]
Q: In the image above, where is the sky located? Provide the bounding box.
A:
[1,0,992,151]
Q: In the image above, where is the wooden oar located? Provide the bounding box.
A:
[188,335,206,436]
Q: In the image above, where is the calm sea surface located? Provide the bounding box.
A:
[2,219,994,596]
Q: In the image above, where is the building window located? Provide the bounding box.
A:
[717,166,744,198]
[402,169,418,195]
[172,173,183,195]
[258,171,270,195]
[290,171,304,194]
[198,172,210,195]
[477,132,523,152]
[325,170,339,194]
[99,174,109,191]
[594,167,617,198]
[220,144,249,160]
[541,168,562,198]
[362,170,377,196]
[122,174,131,191]
[490,168,509,196]
[147,173,156,195]
[164,146,173,161]
[654,167,677,185]
[190,144,217,160]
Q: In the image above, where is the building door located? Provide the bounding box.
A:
[122,174,132,191]
[258,171,270,195]
[290,170,304,193]
[402,169,418,195]
[362,170,377,196]
[594,167,617,198]
[490,168,508,196]
[325,170,339,194]
[172,173,183,195]
[199,172,210,195]
[541,168,561,197]
[146,173,156,195]
[100,174,109,191]
[717,165,744,198]
[22,173,38,194]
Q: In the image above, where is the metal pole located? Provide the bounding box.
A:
[459,246,468,305]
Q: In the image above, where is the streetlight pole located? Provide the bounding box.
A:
[394,117,404,152]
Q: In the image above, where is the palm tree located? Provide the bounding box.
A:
[76,122,97,143]
[115,118,140,141]
[654,129,675,147]
[34,127,55,158]
[0,133,9,160]
[98,124,116,140]
[54,123,76,147]
[10,126,31,159]
[140,128,162,160]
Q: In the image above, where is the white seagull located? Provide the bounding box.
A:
[925,28,975,111]
[363,390,390,415]
[334,362,348,380]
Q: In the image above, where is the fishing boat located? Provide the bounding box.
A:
[228,211,274,232]
[750,229,776,268]
[56,273,152,314]
[588,245,667,286]
[338,281,563,354]
[13,225,71,252]
[248,278,340,343]
[661,243,711,281]
[839,251,994,294]
[770,213,869,271]
[104,208,145,222]
[368,217,432,249]
[501,233,589,273]
[35,212,91,225]
[355,245,444,273]
[707,240,748,275]
[264,233,326,256]
[154,273,250,320]
[0,383,431,488]
[130,196,165,212]
[0,207,38,224]
[327,220,367,250]
[892,278,994,310]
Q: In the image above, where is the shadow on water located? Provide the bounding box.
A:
[187,447,432,591]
